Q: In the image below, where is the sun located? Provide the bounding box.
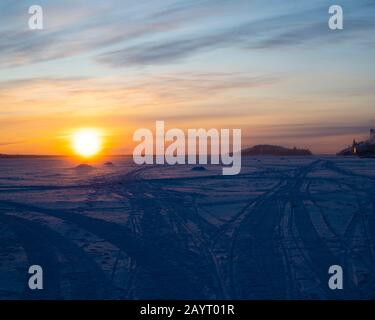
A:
[72,128,102,158]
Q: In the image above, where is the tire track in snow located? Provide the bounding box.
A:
[0,199,208,299]
[230,160,319,299]
[0,213,106,299]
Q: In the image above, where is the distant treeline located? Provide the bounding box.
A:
[241,145,312,156]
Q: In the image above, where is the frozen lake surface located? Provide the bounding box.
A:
[0,156,375,299]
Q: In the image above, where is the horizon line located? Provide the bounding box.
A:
[0,153,337,158]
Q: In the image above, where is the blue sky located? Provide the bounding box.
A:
[0,0,375,154]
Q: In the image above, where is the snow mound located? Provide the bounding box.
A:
[75,163,95,170]
[191,166,207,171]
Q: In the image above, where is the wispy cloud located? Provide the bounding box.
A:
[0,0,235,67]
[2,1,374,68]
[0,140,26,146]
[247,124,374,139]
[0,73,276,117]
[98,1,375,67]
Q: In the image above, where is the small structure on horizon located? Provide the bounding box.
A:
[337,129,375,157]
[370,128,375,144]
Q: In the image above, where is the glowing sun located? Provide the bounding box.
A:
[72,129,102,157]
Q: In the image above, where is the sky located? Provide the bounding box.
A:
[0,0,375,155]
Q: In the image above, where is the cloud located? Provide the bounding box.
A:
[243,124,374,140]
[0,0,235,68]
[2,1,374,69]
[98,2,375,67]
[0,140,28,147]
[0,72,276,118]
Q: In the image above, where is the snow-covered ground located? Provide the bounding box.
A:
[0,156,375,299]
